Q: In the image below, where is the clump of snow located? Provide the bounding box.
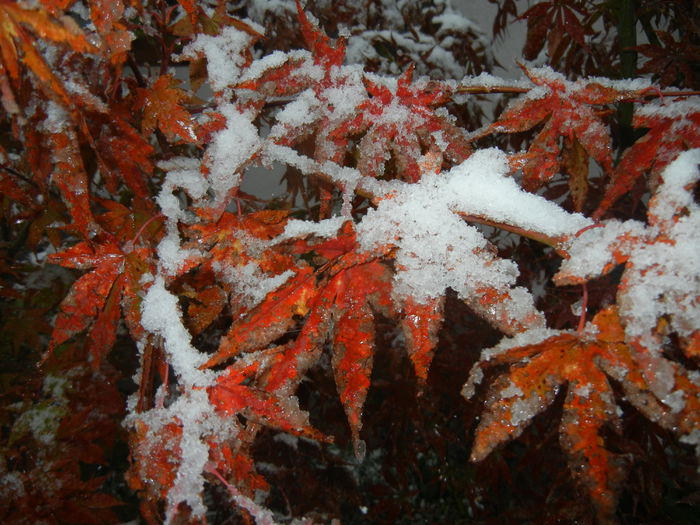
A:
[181,23,263,92]
[356,149,589,311]
[205,103,262,203]
[510,393,546,427]
[157,157,207,222]
[12,402,66,446]
[269,89,320,139]
[41,101,70,134]
[458,72,529,90]
[157,222,202,276]
[445,148,592,237]
[478,327,563,363]
[319,65,367,121]
[636,97,700,121]
[555,220,646,284]
[500,380,524,399]
[619,149,700,345]
[573,382,593,398]
[125,389,235,524]
[278,216,346,240]
[140,276,211,387]
[461,365,484,399]
[649,147,700,225]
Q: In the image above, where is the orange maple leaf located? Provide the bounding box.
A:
[463,308,634,518]
[0,1,95,108]
[137,74,198,143]
[464,305,700,520]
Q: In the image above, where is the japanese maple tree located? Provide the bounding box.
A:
[1,1,699,524]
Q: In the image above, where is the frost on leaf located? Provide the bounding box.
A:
[464,306,699,521]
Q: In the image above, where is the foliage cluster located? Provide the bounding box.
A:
[1,0,699,524]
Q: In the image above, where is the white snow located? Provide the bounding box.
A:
[205,103,262,203]
[140,276,211,387]
[181,23,263,92]
[357,149,590,305]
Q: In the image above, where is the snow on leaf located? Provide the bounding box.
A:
[558,150,700,370]
[464,307,648,520]
[337,66,470,182]
[595,98,700,218]
[127,419,183,504]
[202,266,316,369]
[483,66,635,191]
[180,20,262,94]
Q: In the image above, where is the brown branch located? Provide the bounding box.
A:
[455,211,570,257]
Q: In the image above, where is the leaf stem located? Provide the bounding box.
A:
[577,283,588,333]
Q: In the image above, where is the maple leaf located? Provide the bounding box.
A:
[635,30,700,88]
[294,0,345,70]
[207,442,270,497]
[595,98,700,218]
[47,234,155,368]
[201,266,317,369]
[92,112,155,201]
[519,1,591,65]
[127,419,183,502]
[47,240,124,365]
[483,66,636,191]
[137,74,198,143]
[463,307,653,520]
[87,0,133,66]
[185,209,297,325]
[336,65,471,182]
[399,295,444,385]
[42,116,100,238]
[559,149,700,367]
[184,285,226,335]
[0,1,95,108]
[201,218,395,456]
[208,358,327,441]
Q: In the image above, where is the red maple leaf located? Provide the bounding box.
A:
[595,98,700,218]
[47,234,155,368]
[483,66,638,191]
[294,0,345,71]
[0,1,96,109]
[334,65,471,182]
[519,1,591,64]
